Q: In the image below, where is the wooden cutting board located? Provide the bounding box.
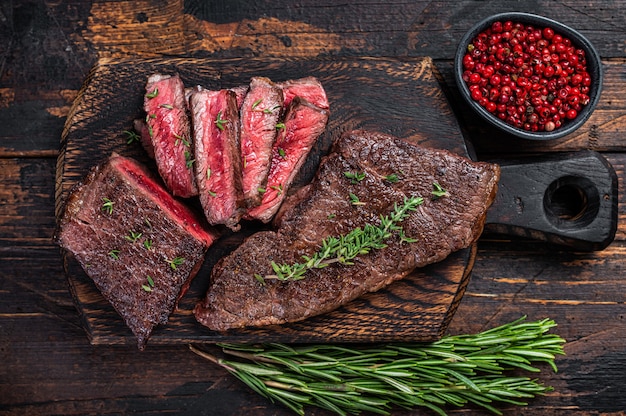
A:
[56,56,477,347]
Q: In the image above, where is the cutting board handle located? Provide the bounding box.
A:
[484,151,618,251]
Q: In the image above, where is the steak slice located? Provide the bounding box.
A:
[278,76,329,110]
[189,87,245,231]
[56,154,218,349]
[239,77,284,207]
[246,97,329,223]
[144,74,198,198]
[194,130,500,331]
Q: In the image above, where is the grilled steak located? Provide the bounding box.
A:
[56,154,218,349]
[239,77,284,207]
[144,74,198,198]
[194,130,500,331]
[246,97,329,222]
[278,76,329,110]
[189,87,245,231]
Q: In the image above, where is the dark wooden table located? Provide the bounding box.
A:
[2,1,625,414]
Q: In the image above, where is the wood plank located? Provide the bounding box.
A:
[56,56,477,347]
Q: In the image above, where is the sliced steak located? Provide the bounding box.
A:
[229,85,249,109]
[278,76,329,109]
[144,74,198,198]
[246,97,329,222]
[194,130,500,331]
[189,86,245,231]
[56,154,218,349]
[239,77,284,207]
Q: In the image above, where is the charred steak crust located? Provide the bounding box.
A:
[194,130,500,331]
[56,154,218,349]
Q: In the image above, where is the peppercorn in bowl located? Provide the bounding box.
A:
[454,12,602,140]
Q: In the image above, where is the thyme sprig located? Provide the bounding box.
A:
[190,316,566,416]
[255,196,423,283]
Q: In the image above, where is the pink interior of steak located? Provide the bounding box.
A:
[279,77,329,109]
[246,97,329,221]
[113,157,215,246]
[144,74,197,198]
[190,87,244,230]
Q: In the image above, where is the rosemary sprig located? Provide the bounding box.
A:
[256,196,423,283]
[190,317,566,416]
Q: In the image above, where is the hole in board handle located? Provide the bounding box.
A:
[543,175,600,230]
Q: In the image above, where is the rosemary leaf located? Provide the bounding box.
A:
[191,317,565,416]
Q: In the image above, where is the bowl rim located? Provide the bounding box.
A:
[454,12,603,140]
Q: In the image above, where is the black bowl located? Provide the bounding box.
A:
[454,12,603,140]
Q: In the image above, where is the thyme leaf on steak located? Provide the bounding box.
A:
[146,88,159,99]
[166,256,185,270]
[142,275,155,292]
[432,181,449,199]
[101,197,114,214]
[190,316,565,416]
[215,111,229,131]
[344,171,366,184]
[255,196,423,283]
[349,193,365,206]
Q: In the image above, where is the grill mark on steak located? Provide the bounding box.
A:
[194,130,500,331]
[144,74,198,198]
[246,97,329,223]
[239,77,284,207]
[56,154,218,349]
[189,87,245,231]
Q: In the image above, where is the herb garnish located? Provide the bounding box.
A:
[143,239,153,250]
[190,316,565,416]
[159,103,173,109]
[255,196,422,283]
[264,105,280,114]
[142,275,155,292]
[384,173,400,183]
[275,122,286,130]
[432,181,449,199]
[125,230,142,243]
[349,193,365,206]
[184,150,195,168]
[251,98,262,110]
[101,197,114,214]
[174,133,191,147]
[270,184,283,196]
[124,130,140,144]
[278,148,286,158]
[344,171,366,184]
[167,257,185,270]
[146,88,159,99]
[215,111,229,131]
[108,250,120,260]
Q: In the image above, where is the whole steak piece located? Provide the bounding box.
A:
[56,154,218,349]
[189,87,245,231]
[144,74,198,198]
[194,130,500,331]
